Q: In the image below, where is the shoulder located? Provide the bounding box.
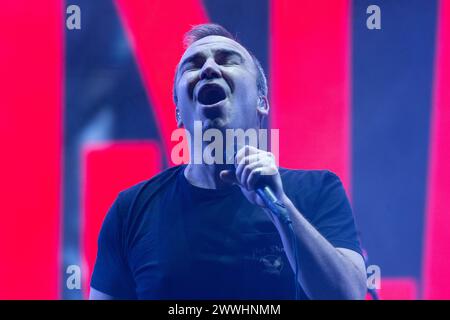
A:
[115,165,185,216]
[279,167,337,182]
[279,167,342,195]
[279,168,347,215]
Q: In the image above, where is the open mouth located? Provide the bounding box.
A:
[197,83,227,105]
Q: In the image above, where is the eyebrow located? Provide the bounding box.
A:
[214,48,244,62]
[179,48,245,71]
[179,52,205,71]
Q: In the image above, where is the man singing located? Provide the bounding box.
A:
[90,24,366,300]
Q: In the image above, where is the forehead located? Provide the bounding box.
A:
[180,35,253,63]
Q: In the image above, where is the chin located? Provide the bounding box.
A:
[202,118,229,130]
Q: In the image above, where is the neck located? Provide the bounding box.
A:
[184,127,236,189]
[184,162,233,189]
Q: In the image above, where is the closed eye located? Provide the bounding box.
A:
[215,49,244,66]
[183,63,199,72]
[180,53,205,74]
[222,57,241,66]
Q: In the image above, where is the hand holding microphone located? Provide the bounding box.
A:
[220,145,298,297]
[219,145,292,224]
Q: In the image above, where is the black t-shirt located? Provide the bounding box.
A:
[90,165,362,299]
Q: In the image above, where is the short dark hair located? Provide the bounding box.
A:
[173,23,268,105]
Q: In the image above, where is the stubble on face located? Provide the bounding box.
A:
[175,36,260,133]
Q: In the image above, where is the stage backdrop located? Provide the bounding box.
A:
[0,0,449,299]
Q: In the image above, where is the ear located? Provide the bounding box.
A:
[175,108,184,128]
[256,96,269,127]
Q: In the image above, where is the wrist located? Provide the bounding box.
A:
[279,192,292,207]
[263,193,294,223]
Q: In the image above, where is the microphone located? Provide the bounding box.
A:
[255,186,292,225]
[228,148,292,225]
[227,147,300,299]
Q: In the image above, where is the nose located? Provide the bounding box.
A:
[200,58,221,80]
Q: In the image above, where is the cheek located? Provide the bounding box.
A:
[176,80,189,100]
[233,83,258,108]
[179,73,198,101]
[231,71,258,98]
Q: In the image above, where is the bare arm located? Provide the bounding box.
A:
[267,196,367,300]
[220,146,367,300]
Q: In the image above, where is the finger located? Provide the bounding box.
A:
[236,150,276,178]
[237,148,273,165]
[236,153,262,179]
[235,145,260,165]
[260,160,278,176]
[246,151,277,176]
[247,165,277,190]
[219,170,238,185]
[239,161,263,189]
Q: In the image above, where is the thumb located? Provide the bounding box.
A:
[220,169,238,186]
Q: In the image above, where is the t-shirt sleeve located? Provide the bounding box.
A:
[309,171,363,256]
[90,193,136,299]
